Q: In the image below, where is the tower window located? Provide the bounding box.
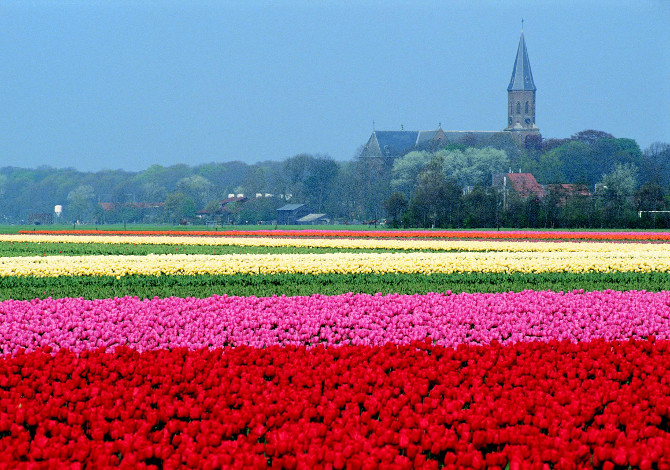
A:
[525,101,529,114]
[516,102,521,114]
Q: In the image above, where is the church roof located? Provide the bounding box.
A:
[507,32,536,92]
[361,131,420,157]
[360,128,516,157]
[375,131,420,156]
[416,130,439,146]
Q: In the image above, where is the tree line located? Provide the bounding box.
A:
[0,130,668,228]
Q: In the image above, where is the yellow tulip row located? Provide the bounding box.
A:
[2,251,670,277]
[3,234,670,253]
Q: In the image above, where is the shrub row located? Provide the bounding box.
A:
[0,241,373,257]
[1,272,670,301]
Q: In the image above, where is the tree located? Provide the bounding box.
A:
[391,147,508,196]
[240,165,267,197]
[390,151,432,197]
[640,142,670,186]
[383,192,408,227]
[598,163,639,226]
[304,157,339,212]
[356,157,394,221]
[544,140,591,184]
[407,157,461,228]
[570,129,615,145]
[436,147,509,187]
[176,175,215,210]
[461,186,497,228]
[163,192,196,224]
[635,183,666,212]
[66,185,96,223]
[235,197,283,225]
[635,183,667,228]
[533,151,565,184]
[281,154,340,212]
[329,161,363,221]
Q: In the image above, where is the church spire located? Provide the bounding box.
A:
[505,28,539,137]
[507,30,536,92]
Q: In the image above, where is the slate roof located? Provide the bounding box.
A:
[441,131,508,145]
[296,213,327,223]
[416,130,439,146]
[220,196,247,205]
[508,32,536,92]
[360,129,513,157]
[376,131,420,156]
[277,204,306,212]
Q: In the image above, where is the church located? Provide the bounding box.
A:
[359,30,540,158]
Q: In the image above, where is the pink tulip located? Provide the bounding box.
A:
[2,290,670,355]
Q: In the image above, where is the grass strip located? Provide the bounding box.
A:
[2,272,670,300]
[0,241,434,256]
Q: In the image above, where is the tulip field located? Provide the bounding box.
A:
[2,230,670,468]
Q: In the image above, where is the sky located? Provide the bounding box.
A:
[0,0,668,172]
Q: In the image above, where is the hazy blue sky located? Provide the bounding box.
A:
[0,0,668,171]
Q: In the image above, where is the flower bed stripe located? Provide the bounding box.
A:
[3,251,670,278]
[6,234,670,252]
[1,341,669,468]
[3,291,670,354]
[19,228,670,241]
[3,271,670,301]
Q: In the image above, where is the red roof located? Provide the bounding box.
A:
[546,184,592,206]
[547,184,591,197]
[99,202,117,211]
[505,173,545,199]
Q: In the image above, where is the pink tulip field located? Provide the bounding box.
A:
[2,290,670,355]
[1,229,670,468]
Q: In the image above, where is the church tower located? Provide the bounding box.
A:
[505,29,539,140]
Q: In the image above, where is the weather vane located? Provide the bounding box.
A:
[522,19,524,31]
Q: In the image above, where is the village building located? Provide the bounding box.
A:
[492,172,546,200]
[359,30,539,158]
[276,204,311,225]
[296,213,328,225]
[545,184,592,206]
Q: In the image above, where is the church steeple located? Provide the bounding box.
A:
[505,28,539,137]
[507,31,536,92]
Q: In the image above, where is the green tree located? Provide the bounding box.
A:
[461,186,497,228]
[407,157,462,228]
[176,175,215,210]
[390,151,431,197]
[383,192,409,227]
[436,147,509,187]
[163,192,196,224]
[640,142,670,186]
[598,163,639,226]
[66,185,96,223]
[304,157,339,212]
